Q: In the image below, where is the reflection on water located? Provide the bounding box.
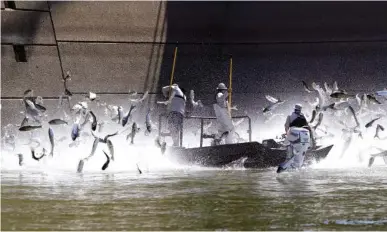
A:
[2,167,387,230]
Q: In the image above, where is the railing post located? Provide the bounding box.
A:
[248,116,252,142]
[200,118,204,148]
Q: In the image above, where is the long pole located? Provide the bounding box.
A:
[228,56,233,116]
[168,44,178,98]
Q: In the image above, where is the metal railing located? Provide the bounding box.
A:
[158,114,252,148]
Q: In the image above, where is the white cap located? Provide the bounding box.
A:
[217,83,228,90]
[295,104,302,111]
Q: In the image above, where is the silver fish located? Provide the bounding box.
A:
[127,122,140,144]
[263,95,285,113]
[23,89,33,97]
[313,112,324,130]
[31,148,45,161]
[48,119,68,125]
[155,137,167,154]
[309,110,317,123]
[322,103,335,111]
[189,90,204,108]
[136,163,142,174]
[117,106,123,124]
[102,150,110,171]
[106,139,114,161]
[129,91,149,103]
[302,81,312,93]
[20,117,29,127]
[374,124,385,139]
[89,111,97,131]
[365,117,381,128]
[17,153,23,166]
[348,105,360,128]
[91,131,118,143]
[366,94,382,105]
[48,127,54,156]
[77,159,84,173]
[19,125,42,132]
[122,105,136,127]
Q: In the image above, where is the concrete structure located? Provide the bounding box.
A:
[2,1,387,132]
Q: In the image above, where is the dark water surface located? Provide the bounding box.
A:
[2,167,387,230]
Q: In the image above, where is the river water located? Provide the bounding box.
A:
[2,162,387,230]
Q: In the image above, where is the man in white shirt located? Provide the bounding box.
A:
[213,83,236,144]
[160,83,186,147]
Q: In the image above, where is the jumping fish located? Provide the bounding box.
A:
[129,91,149,103]
[309,109,317,123]
[48,119,68,125]
[117,106,123,124]
[89,111,97,131]
[64,71,73,96]
[91,131,119,144]
[17,153,23,166]
[48,127,54,156]
[189,90,204,108]
[263,95,285,113]
[330,91,355,99]
[155,137,167,154]
[302,81,312,93]
[136,163,142,174]
[366,94,382,105]
[322,103,335,111]
[31,148,45,161]
[106,139,114,161]
[313,112,324,130]
[127,122,140,144]
[324,82,332,95]
[122,105,136,127]
[348,105,360,128]
[101,151,110,171]
[77,159,84,173]
[20,117,29,127]
[23,89,33,97]
[19,125,42,132]
[365,117,381,128]
[86,92,97,101]
[374,124,385,139]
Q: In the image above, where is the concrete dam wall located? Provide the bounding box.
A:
[2,1,387,138]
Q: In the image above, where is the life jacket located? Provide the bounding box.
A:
[289,112,308,128]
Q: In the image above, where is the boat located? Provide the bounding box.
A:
[159,114,334,168]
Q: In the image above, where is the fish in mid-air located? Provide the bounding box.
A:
[48,119,68,125]
[127,122,140,144]
[19,125,42,132]
[48,127,55,156]
[365,117,381,128]
[101,151,110,171]
[374,124,385,139]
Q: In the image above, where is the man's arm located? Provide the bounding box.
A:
[158,87,176,105]
[216,92,228,105]
[284,116,290,132]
